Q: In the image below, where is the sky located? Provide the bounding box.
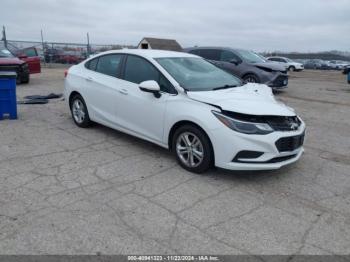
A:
[2,0,350,52]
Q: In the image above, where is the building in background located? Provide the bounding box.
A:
[137,37,182,51]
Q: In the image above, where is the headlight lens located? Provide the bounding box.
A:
[22,63,29,69]
[212,111,273,135]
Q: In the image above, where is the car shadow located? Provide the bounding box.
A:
[90,122,293,183]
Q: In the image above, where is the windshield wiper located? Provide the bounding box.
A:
[213,84,238,90]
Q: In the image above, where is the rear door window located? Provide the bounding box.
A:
[198,49,220,61]
[95,54,123,78]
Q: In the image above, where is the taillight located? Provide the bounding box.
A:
[64,69,68,78]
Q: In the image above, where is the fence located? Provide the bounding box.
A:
[4,39,135,65]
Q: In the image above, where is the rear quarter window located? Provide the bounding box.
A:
[85,58,98,71]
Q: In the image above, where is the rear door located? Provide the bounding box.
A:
[196,48,228,70]
[197,49,221,62]
[17,47,41,74]
[83,54,125,125]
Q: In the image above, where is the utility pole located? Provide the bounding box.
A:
[86,32,90,57]
[40,29,46,65]
[2,26,7,48]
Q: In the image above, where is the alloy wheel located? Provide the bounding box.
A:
[72,99,86,124]
[176,132,204,168]
[245,76,257,83]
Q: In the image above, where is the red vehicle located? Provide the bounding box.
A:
[57,51,84,64]
[13,47,41,74]
[0,48,30,84]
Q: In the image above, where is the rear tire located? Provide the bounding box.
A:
[289,66,295,72]
[243,74,259,83]
[172,124,213,173]
[70,94,92,128]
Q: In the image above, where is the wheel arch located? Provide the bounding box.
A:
[168,120,214,157]
[242,72,260,82]
[68,91,82,109]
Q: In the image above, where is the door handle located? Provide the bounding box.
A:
[119,89,128,95]
[85,76,93,82]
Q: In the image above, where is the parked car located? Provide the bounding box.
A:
[44,48,63,63]
[1,42,41,75]
[12,47,41,74]
[0,46,30,84]
[56,51,84,64]
[185,47,288,90]
[303,59,325,69]
[65,49,305,173]
[329,60,349,70]
[266,57,304,71]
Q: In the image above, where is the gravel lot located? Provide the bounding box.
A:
[0,68,349,256]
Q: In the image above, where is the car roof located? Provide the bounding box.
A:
[185,46,249,53]
[92,49,196,59]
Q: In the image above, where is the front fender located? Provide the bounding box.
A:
[163,97,222,147]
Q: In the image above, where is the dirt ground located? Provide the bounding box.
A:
[0,68,349,256]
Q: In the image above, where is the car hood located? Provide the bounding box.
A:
[0,57,25,65]
[253,61,286,72]
[186,83,296,116]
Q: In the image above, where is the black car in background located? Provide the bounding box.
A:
[185,47,288,89]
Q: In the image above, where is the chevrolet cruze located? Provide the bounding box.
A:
[64,49,305,173]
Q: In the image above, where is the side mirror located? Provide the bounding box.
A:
[139,80,161,98]
[229,58,241,65]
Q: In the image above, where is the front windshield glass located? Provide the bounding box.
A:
[236,50,265,63]
[0,49,14,58]
[156,57,242,92]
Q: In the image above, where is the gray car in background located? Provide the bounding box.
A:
[185,47,288,89]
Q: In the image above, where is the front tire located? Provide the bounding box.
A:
[70,94,91,128]
[243,74,259,83]
[172,125,213,173]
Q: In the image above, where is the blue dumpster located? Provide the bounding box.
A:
[0,71,17,120]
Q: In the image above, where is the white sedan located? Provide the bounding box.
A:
[267,57,304,71]
[64,49,305,173]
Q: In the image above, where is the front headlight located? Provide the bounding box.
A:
[212,111,273,135]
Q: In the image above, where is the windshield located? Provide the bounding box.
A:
[236,50,265,63]
[0,49,14,58]
[156,57,242,92]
